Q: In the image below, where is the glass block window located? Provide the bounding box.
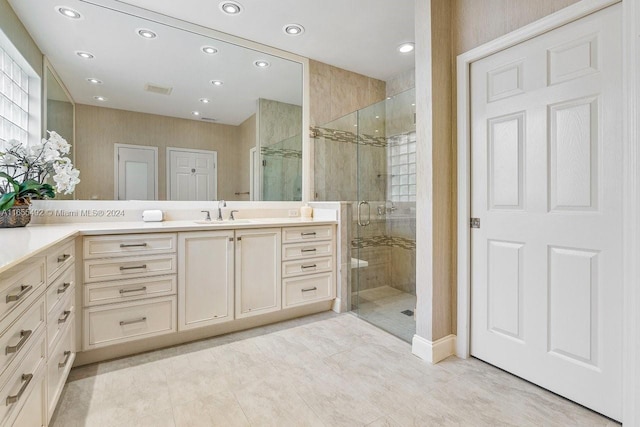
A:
[388,131,416,202]
[0,47,29,144]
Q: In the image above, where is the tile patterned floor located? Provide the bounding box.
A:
[51,312,619,427]
[355,286,416,342]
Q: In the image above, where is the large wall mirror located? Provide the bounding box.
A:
[9,0,306,202]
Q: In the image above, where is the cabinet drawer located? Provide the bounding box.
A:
[283,273,333,307]
[85,275,176,307]
[0,297,45,383]
[47,288,75,352]
[84,233,177,259]
[46,264,74,316]
[47,315,75,419]
[84,254,177,283]
[83,296,176,350]
[282,225,333,243]
[282,241,333,261]
[0,260,45,333]
[11,365,46,427]
[282,257,333,278]
[0,330,46,427]
[46,240,75,282]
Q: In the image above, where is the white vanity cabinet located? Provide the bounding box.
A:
[235,228,282,319]
[178,231,234,330]
[282,225,335,308]
[82,233,178,351]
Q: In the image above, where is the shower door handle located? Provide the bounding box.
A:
[357,201,371,226]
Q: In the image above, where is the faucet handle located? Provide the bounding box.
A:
[229,210,240,221]
[218,200,226,208]
[201,210,211,221]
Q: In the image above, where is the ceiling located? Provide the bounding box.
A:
[114,0,416,81]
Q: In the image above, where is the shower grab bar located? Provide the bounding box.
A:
[357,201,371,227]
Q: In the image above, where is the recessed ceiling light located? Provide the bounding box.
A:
[57,6,81,19]
[137,29,157,39]
[219,1,242,15]
[200,98,210,103]
[93,96,107,102]
[411,103,416,106]
[87,78,103,84]
[202,46,218,55]
[76,51,94,59]
[192,111,201,116]
[210,80,224,86]
[398,42,415,53]
[283,24,305,36]
[254,60,270,68]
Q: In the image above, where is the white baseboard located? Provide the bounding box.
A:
[412,334,457,364]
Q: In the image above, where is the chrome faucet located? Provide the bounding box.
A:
[201,210,211,221]
[217,200,226,221]
[386,200,397,214]
[229,210,239,221]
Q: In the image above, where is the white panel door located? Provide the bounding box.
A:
[168,148,217,201]
[115,145,157,200]
[470,5,622,420]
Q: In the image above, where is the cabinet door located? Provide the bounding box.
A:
[178,231,234,330]
[235,228,281,318]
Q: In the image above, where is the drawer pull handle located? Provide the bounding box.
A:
[57,254,71,263]
[119,243,148,248]
[301,232,316,237]
[5,330,32,355]
[302,287,318,292]
[6,373,33,405]
[301,264,317,269]
[58,351,72,369]
[120,317,147,326]
[57,282,72,294]
[119,286,147,294]
[119,265,147,271]
[6,285,32,303]
[301,248,317,253]
[58,310,71,324]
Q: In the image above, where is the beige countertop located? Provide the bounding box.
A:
[0,218,337,275]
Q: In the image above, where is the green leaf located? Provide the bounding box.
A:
[0,193,16,211]
[0,172,19,194]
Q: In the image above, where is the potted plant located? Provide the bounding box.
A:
[0,131,80,227]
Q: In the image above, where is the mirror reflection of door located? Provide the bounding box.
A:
[168,148,217,201]
[249,147,258,201]
[114,144,158,200]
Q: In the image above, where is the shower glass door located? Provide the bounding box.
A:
[353,89,416,342]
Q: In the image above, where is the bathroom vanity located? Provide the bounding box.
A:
[0,218,337,426]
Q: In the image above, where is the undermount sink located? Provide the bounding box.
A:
[194,219,253,225]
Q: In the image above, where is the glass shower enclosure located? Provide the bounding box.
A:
[314,89,416,342]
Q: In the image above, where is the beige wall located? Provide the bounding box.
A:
[0,0,42,76]
[386,68,416,98]
[452,0,582,55]
[237,114,256,201]
[309,59,386,126]
[74,104,241,201]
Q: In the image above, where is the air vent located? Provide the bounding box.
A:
[144,84,172,95]
[201,117,217,122]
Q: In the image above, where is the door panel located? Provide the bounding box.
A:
[116,145,157,200]
[470,4,622,420]
[168,149,216,201]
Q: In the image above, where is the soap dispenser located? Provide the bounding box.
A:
[300,203,313,219]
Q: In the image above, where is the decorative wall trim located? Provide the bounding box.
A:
[260,146,302,159]
[352,235,416,250]
[310,126,388,147]
[412,334,456,364]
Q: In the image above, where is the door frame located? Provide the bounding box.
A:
[456,0,639,423]
[166,147,218,201]
[113,143,159,200]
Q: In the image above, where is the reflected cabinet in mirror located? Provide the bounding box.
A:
[11,0,305,201]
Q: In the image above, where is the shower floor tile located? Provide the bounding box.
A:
[354,286,416,342]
